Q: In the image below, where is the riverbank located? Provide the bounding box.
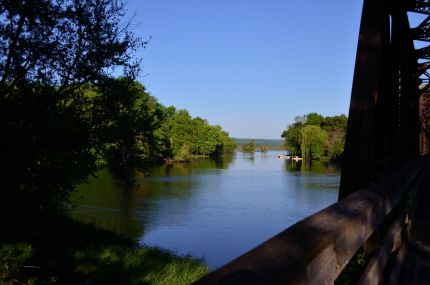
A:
[1,215,208,285]
[164,153,234,164]
[164,154,209,163]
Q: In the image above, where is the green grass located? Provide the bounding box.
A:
[71,245,208,285]
[1,215,208,285]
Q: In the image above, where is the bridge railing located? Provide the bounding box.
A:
[195,156,430,285]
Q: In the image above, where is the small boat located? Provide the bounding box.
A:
[277,154,291,159]
[291,156,303,161]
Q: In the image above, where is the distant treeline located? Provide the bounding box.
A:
[234,138,285,152]
[233,138,285,147]
[281,113,347,160]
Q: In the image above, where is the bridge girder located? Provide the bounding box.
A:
[339,0,426,199]
[409,2,430,14]
[409,1,430,90]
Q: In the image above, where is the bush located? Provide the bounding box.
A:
[0,243,56,285]
[175,144,191,161]
[300,125,327,160]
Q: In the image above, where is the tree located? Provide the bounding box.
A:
[242,140,255,152]
[168,109,194,156]
[305,113,324,126]
[321,115,347,132]
[174,144,191,161]
[281,113,347,160]
[92,78,163,172]
[0,0,141,221]
[159,109,235,159]
[327,129,346,160]
[322,115,347,160]
[300,125,328,160]
[282,120,303,155]
[219,131,236,154]
[156,105,177,158]
[198,125,221,156]
[0,0,141,90]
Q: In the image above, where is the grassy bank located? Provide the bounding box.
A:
[1,215,208,285]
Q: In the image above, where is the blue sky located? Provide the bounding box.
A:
[126,1,364,139]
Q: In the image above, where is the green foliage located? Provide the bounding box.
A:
[174,144,191,161]
[305,113,324,126]
[300,125,328,160]
[219,132,237,154]
[281,113,347,160]
[281,119,303,155]
[0,243,57,285]
[0,243,33,284]
[242,140,255,152]
[91,78,164,170]
[322,115,347,160]
[0,0,142,88]
[159,109,235,159]
[321,114,348,132]
[327,129,346,160]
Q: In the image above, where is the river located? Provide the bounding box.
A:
[70,150,340,269]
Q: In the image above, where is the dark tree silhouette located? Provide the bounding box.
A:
[0,0,142,234]
[0,0,140,89]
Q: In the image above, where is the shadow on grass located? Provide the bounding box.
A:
[1,215,208,285]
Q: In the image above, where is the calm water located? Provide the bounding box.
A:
[70,150,340,269]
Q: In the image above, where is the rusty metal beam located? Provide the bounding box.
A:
[394,11,421,156]
[338,0,387,199]
[339,0,422,200]
[373,10,398,172]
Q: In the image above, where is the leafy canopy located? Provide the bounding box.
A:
[281,113,347,160]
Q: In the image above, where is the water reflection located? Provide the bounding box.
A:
[240,152,255,164]
[70,155,235,239]
[285,159,341,174]
[70,151,340,268]
[69,169,143,238]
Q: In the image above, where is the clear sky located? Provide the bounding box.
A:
[125,0,364,139]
